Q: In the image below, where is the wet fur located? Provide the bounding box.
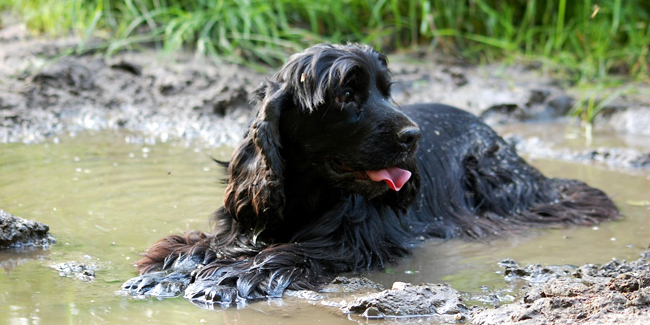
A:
[122,44,619,307]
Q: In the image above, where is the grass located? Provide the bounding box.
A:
[2,0,648,82]
[2,0,648,141]
[569,85,635,144]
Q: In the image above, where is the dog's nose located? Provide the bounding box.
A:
[397,126,421,148]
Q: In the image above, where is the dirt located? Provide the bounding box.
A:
[472,249,650,324]
[51,257,98,282]
[343,282,470,322]
[0,207,56,274]
[0,208,55,249]
[506,134,650,169]
[2,19,649,163]
[0,20,259,146]
[307,249,649,324]
[2,17,650,324]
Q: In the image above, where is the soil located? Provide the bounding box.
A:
[2,17,650,325]
[506,134,650,170]
[305,250,650,324]
[51,257,97,282]
[2,18,650,165]
[0,208,55,249]
[343,282,470,322]
[0,18,258,146]
[472,249,650,324]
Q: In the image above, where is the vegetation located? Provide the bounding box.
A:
[569,85,633,144]
[1,0,648,137]
[2,0,648,81]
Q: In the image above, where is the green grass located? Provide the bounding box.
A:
[569,85,635,143]
[2,0,649,81]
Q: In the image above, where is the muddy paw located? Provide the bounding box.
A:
[120,271,191,298]
[184,280,240,307]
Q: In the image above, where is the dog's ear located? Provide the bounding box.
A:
[224,81,286,230]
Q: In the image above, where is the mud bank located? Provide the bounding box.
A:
[0,25,259,146]
[506,133,650,170]
[2,20,649,170]
[312,249,650,324]
[472,249,650,324]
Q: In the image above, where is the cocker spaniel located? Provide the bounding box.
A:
[121,43,618,307]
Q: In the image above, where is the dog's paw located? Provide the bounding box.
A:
[120,271,191,298]
[184,280,241,307]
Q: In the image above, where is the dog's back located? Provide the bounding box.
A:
[403,103,619,238]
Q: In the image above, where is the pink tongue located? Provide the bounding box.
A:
[365,167,412,191]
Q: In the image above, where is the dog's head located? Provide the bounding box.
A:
[225,44,420,227]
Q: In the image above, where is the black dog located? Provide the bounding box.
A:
[122,44,619,306]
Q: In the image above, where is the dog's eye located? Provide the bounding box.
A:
[337,90,354,104]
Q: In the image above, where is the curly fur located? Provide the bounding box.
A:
[121,43,619,307]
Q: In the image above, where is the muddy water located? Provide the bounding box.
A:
[1,130,649,324]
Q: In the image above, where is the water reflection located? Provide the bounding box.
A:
[0,247,50,273]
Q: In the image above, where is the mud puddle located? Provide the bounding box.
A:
[492,121,650,170]
[0,130,648,324]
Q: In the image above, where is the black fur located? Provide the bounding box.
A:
[121,44,619,307]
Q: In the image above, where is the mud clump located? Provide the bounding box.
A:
[51,255,100,282]
[0,30,261,146]
[51,260,97,282]
[0,209,55,249]
[343,282,470,322]
[321,275,385,293]
[506,134,650,170]
[607,106,650,137]
[305,254,650,324]
[473,252,650,324]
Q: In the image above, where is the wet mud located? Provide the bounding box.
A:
[281,248,650,324]
[343,282,469,321]
[473,249,650,324]
[506,134,650,170]
[2,20,650,171]
[0,209,55,248]
[51,257,97,282]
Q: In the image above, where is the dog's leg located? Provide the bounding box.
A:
[182,244,329,307]
[120,232,213,298]
[120,268,194,298]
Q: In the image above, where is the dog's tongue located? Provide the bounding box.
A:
[366,167,412,191]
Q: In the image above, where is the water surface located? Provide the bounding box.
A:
[1,130,648,324]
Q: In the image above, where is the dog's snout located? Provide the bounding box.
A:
[397,126,421,148]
